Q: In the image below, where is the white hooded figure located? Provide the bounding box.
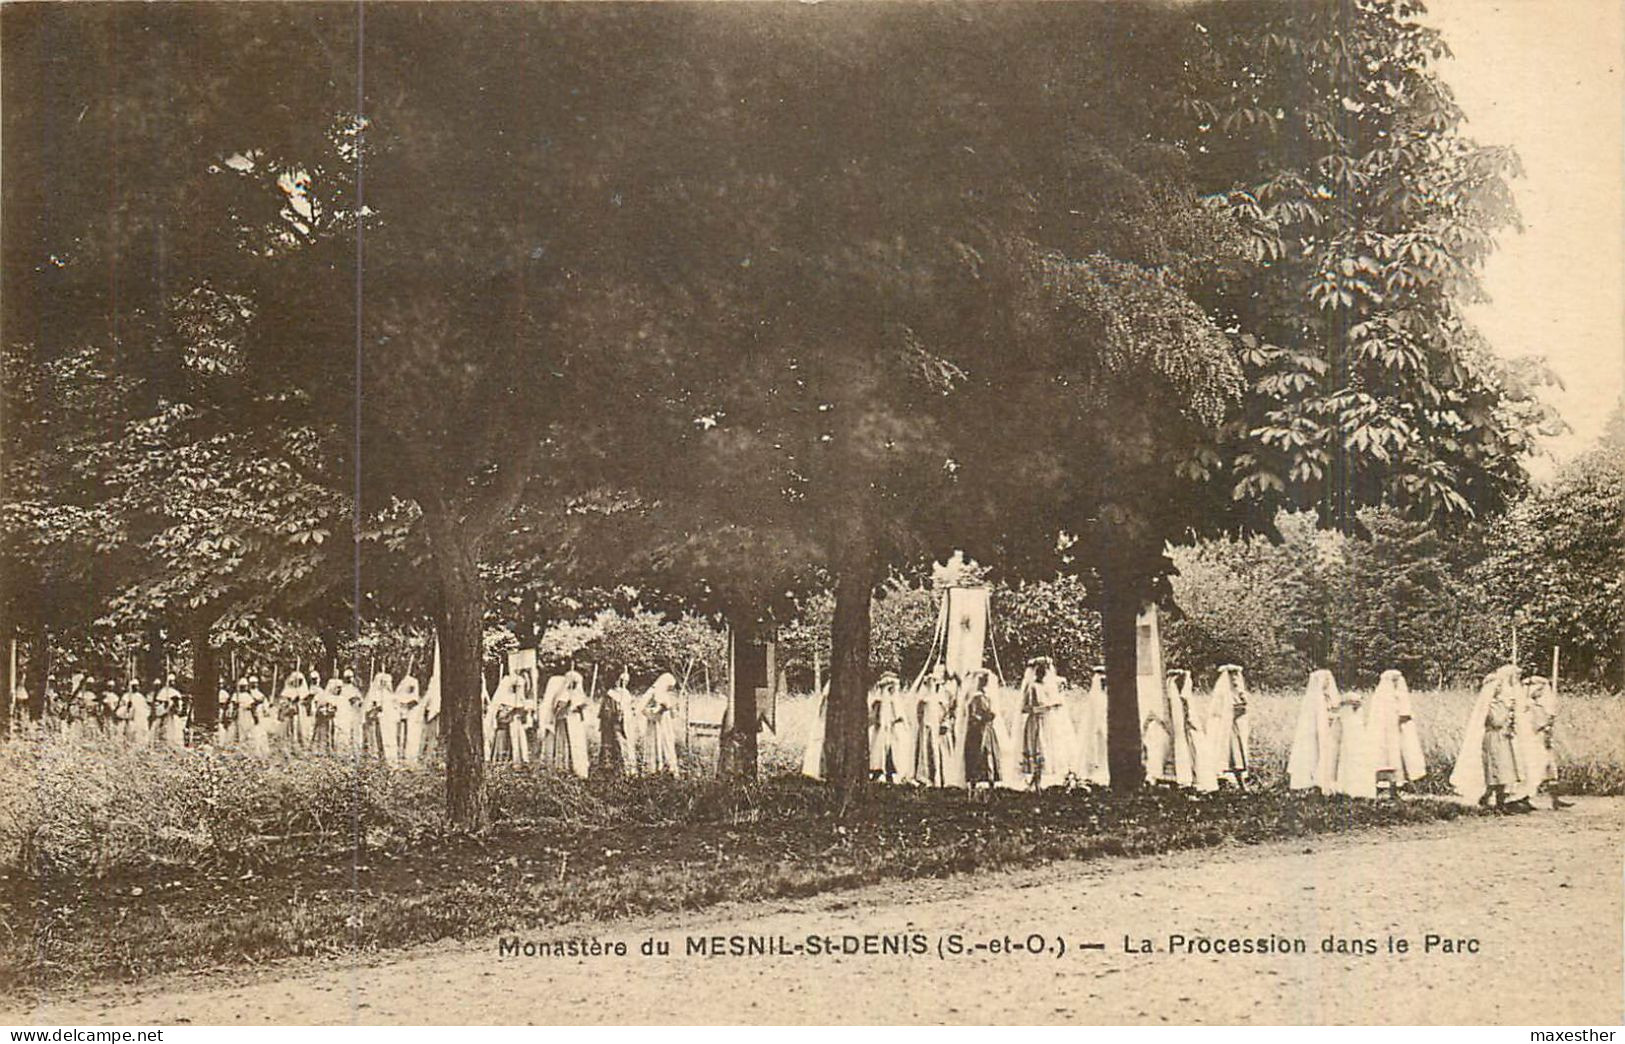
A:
[1450,665,1522,806]
[486,674,527,762]
[362,672,396,762]
[1021,659,1076,789]
[866,673,911,783]
[119,682,151,746]
[1079,667,1110,786]
[1204,665,1251,787]
[643,672,681,775]
[989,672,1024,786]
[1366,669,1427,786]
[337,672,365,752]
[1510,675,1558,803]
[1288,669,1334,792]
[231,678,263,753]
[608,671,642,775]
[420,650,442,761]
[480,667,496,758]
[911,671,954,788]
[156,677,187,747]
[1289,670,1375,798]
[544,671,590,778]
[312,677,343,752]
[1140,671,1172,784]
[394,674,424,763]
[278,671,309,749]
[801,682,829,780]
[1165,670,1214,791]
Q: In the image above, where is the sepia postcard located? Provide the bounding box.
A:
[0,0,1620,1029]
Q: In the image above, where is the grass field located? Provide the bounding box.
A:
[0,683,1617,997]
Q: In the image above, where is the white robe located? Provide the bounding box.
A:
[1366,670,1427,784]
[1140,672,1171,784]
[912,684,952,787]
[544,673,590,778]
[1079,672,1110,786]
[364,674,397,762]
[1288,670,1374,796]
[1204,667,1251,782]
[1450,667,1518,804]
[1023,673,1077,788]
[156,685,187,746]
[801,687,828,780]
[1166,672,1214,791]
[121,691,151,746]
[643,675,680,775]
[1510,678,1557,801]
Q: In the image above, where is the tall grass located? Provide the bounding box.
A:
[0,686,1618,880]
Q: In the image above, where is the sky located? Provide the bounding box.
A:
[1426,0,1624,467]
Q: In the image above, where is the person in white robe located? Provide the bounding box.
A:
[248,676,274,756]
[1366,669,1427,793]
[643,672,680,775]
[312,677,342,752]
[145,678,170,747]
[359,672,392,761]
[1022,658,1076,789]
[1140,670,1172,785]
[300,671,320,750]
[479,668,497,758]
[393,674,424,763]
[1079,667,1110,786]
[118,680,150,746]
[543,671,590,778]
[989,672,1025,785]
[338,670,365,752]
[155,676,187,747]
[216,684,232,742]
[867,673,910,782]
[912,671,953,787]
[1287,669,1374,797]
[1450,665,1522,809]
[1205,665,1251,788]
[487,674,523,762]
[278,671,308,749]
[1508,675,1561,810]
[1164,670,1213,790]
[801,681,830,780]
[941,671,966,789]
[607,670,642,775]
[230,677,260,751]
[420,660,441,761]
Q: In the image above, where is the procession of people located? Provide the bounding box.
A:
[12,634,1570,811]
[801,651,1569,811]
[19,648,698,780]
[820,655,1260,794]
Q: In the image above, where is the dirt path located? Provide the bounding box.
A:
[11,798,1622,1025]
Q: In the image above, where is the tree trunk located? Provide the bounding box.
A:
[822,537,876,796]
[0,634,14,737]
[24,628,48,721]
[424,502,490,832]
[321,630,342,677]
[1099,560,1146,792]
[191,619,220,732]
[719,613,763,781]
[142,622,167,690]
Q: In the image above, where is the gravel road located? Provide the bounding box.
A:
[13,798,1621,1025]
